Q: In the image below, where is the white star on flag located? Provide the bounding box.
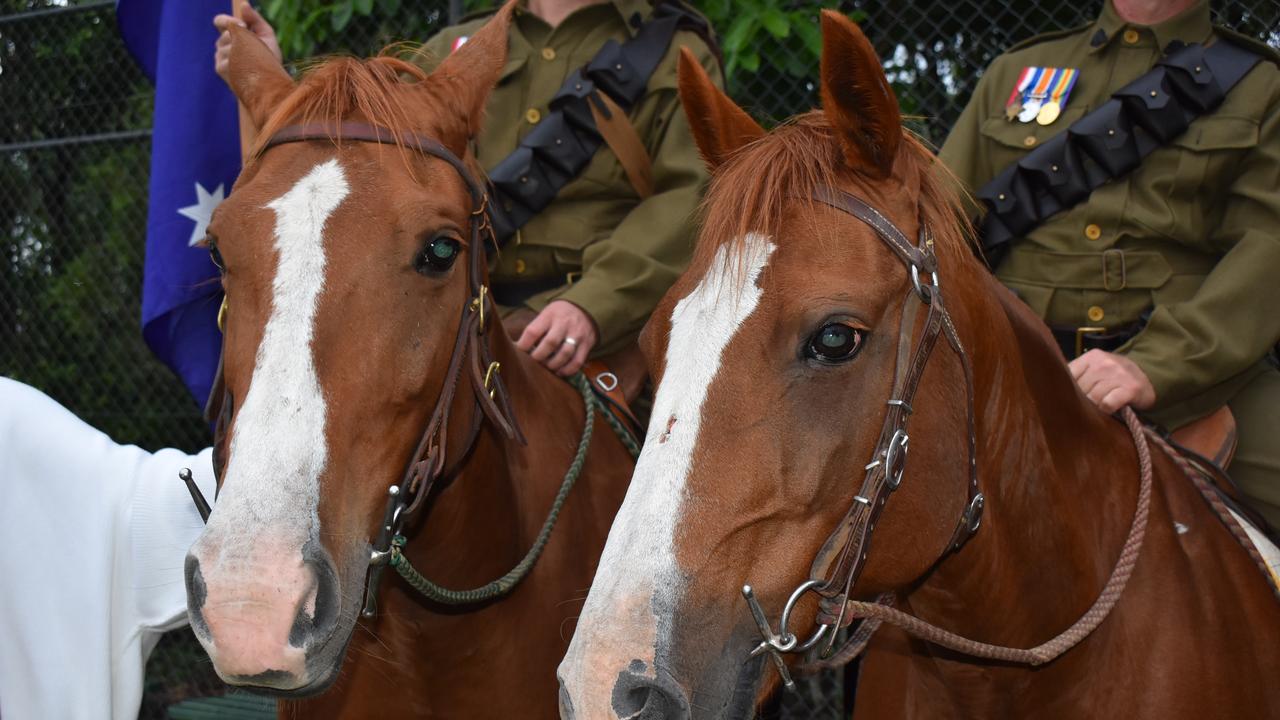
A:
[177,181,225,247]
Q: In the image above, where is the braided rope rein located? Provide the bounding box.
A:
[1143,429,1280,604]
[808,407,1154,668]
[388,372,639,605]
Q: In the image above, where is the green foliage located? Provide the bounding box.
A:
[259,0,857,121]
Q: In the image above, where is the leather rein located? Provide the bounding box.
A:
[741,185,1154,689]
[257,121,524,617]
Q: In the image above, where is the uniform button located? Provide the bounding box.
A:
[1123,28,1140,44]
[1087,306,1106,323]
[1023,135,1037,147]
[540,47,556,61]
[1084,223,1102,240]
[525,108,542,124]
[514,258,527,274]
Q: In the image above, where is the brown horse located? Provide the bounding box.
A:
[184,7,634,717]
[558,11,1280,720]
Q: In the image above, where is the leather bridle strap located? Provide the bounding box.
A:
[804,186,982,625]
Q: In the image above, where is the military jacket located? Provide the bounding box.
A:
[940,0,1280,426]
[420,0,720,356]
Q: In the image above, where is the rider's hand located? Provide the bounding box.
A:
[516,301,598,377]
[213,3,282,82]
[1069,349,1157,414]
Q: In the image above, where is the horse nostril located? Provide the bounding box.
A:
[611,661,690,720]
[288,541,341,648]
[184,554,210,638]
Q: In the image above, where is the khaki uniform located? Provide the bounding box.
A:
[940,0,1280,525]
[420,0,720,356]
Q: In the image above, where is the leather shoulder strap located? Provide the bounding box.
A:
[486,3,704,242]
[975,39,1264,266]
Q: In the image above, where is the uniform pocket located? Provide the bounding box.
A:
[1137,115,1259,240]
[978,107,1087,176]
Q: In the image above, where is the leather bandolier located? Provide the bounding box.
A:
[974,39,1265,360]
[976,39,1262,267]
[485,0,709,245]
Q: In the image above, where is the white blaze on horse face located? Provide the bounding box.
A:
[193,159,348,636]
[560,233,775,705]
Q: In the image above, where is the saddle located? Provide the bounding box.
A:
[1169,405,1237,471]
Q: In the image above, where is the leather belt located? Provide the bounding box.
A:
[491,275,571,307]
[1050,309,1150,360]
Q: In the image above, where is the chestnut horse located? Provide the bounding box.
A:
[185,7,634,717]
[558,11,1280,720]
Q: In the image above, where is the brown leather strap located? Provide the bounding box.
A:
[583,360,643,436]
[588,92,654,199]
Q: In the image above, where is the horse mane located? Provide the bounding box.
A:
[694,111,973,269]
[251,49,468,165]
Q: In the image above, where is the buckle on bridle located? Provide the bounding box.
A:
[910,263,939,304]
[470,284,490,332]
[483,361,502,400]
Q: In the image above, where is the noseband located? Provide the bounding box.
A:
[739,185,983,688]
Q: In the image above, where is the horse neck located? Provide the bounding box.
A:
[411,318,597,569]
[909,269,1143,647]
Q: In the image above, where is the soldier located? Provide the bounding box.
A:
[940,0,1280,527]
[214,1,720,384]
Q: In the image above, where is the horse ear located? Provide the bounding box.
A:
[819,11,901,178]
[426,0,516,146]
[224,25,295,131]
[677,47,764,172]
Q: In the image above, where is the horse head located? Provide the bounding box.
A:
[183,4,516,695]
[558,12,987,718]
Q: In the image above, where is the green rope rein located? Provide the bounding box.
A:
[388,371,640,605]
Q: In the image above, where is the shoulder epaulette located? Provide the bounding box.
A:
[1005,22,1093,54]
[1216,27,1280,66]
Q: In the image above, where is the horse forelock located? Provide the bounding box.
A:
[694,111,975,282]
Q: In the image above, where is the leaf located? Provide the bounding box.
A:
[760,8,790,39]
[723,16,757,54]
[741,51,760,73]
[377,0,401,12]
[793,16,823,59]
[331,0,354,31]
[355,0,373,15]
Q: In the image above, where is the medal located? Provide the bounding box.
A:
[1018,99,1042,123]
[1005,101,1022,122]
[1035,68,1079,126]
[1036,101,1061,125]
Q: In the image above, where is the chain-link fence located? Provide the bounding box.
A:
[2,0,1277,717]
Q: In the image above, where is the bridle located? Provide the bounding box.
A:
[741,184,1160,687]
[255,121,524,617]
[740,184,984,689]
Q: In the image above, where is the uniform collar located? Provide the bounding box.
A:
[1090,0,1212,54]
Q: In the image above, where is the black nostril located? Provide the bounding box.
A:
[184,554,210,638]
[289,540,341,648]
[611,660,691,720]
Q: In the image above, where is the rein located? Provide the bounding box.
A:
[249,121,636,618]
[741,185,1153,688]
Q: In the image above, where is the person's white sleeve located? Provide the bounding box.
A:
[0,377,215,720]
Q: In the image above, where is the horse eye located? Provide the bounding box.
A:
[807,322,864,363]
[415,235,461,275]
[208,238,224,271]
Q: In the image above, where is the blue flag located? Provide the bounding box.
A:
[118,0,239,408]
